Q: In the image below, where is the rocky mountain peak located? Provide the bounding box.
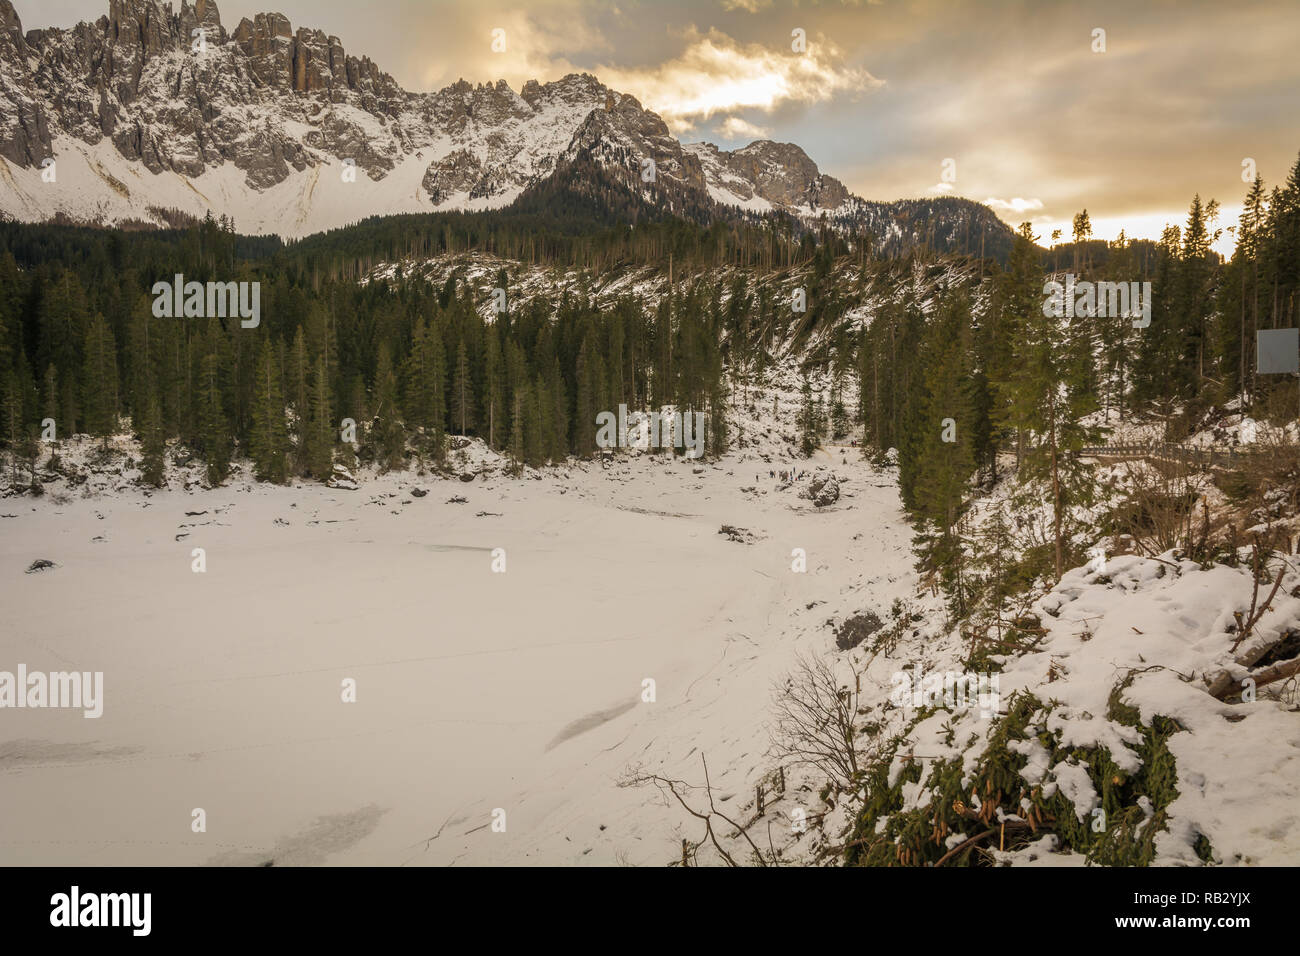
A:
[0,0,1010,255]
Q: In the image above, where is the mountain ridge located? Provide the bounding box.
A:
[0,0,1016,258]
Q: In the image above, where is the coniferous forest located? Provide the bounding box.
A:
[3,153,1298,513]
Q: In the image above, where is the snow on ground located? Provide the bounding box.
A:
[0,435,911,866]
[4,357,1297,866]
[873,551,1300,865]
[0,137,463,238]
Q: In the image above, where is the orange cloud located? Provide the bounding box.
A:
[595,28,881,132]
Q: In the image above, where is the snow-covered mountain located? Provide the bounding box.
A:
[0,0,1014,252]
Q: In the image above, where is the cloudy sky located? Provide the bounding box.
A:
[18,0,1300,253]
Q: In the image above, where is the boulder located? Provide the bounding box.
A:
[806,471,840,507]
[834,612,883,651]
[327,463,358,490]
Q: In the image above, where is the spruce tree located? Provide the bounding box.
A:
[402,319,446,465]
[3,368,21,478]
[197,353,231,485]
[798,376,818,457]
[81,313,120,439]
[372,345,406,472]
[574,337,598,457]
[450,338,475,436]
[304,356,334,479]
[508,385,527,475]
[484,332,505,449]
[910,291,977,617]
[41,364,58,446]
[140,391,166,488]
[992,223,1102,581]
[250,339,289,483]
[287,326,310,471]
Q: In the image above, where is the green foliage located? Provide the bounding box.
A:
[845,685,1186,868]
[139,392,165,487]
[249,339,289,483]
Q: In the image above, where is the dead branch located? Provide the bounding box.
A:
[622,754,771,866]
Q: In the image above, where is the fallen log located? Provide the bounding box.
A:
[1209,654,1300,700]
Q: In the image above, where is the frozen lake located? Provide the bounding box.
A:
[0,452,911,865]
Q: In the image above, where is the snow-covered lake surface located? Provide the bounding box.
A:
[0,450,911,865]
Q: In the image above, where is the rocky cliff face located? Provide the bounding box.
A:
[0,0,1004,251]
[0,0,51,167]
[685,139,851,214]
[1,0,687,222]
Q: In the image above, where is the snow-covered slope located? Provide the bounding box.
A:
[0,0,1015,251]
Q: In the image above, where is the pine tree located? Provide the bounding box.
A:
[574,337,599,457]
[798,376,818,457]
[1174,194,1218,394]
[81,313,120,439]
[528,373,550,464]
[372,344,406,472]
[508,384,527,475]
[304,356,334,479]
[483,332,505,449]
[402,319,446,465]
[910,292,977,617]
[337,373,367,470]
[287,326,310,471]
[992,223,1102,581]
[1217,175,1268,400]
[140,390,166,488]
[41,364,59,445]
[547,359,569,463]
[197,353,231,485]
[249,339,289,483]
[3,368,21,479]
[450,338,475,436]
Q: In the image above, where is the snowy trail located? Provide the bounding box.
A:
[0,453,913,865]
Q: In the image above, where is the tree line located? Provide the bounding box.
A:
[863,150,1300,624]
[0,215,748,484]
